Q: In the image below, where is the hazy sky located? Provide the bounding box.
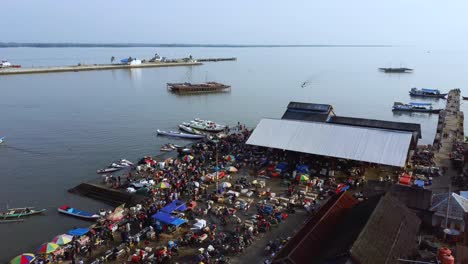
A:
[2,0,467,45]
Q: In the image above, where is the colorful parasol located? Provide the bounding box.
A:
[156,182,171,189]
[35,243,59,254]
[51,234,73,245]
[224,155,236,161]
[226,166,238,173]
[183,155,194,162]
[296,174,309,182]
[10,254,35,264]
[220,182,232,188]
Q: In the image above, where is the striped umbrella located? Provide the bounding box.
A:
[51,234,73,245]
[35,243,59,254]
[156,182,171,189]
[10,254,35,264]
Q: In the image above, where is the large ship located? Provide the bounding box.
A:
[167,82,231,93]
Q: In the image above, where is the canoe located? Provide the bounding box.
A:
[0,207,46,219]
[157,129,205,139]
[179,124,203,135]
[97,167,121,174]
[58,205,100,220]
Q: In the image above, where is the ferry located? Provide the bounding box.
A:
[409,88,447,98]
[379,67,412,73]
[392,102,442,113]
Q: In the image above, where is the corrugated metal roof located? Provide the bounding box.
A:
[246,118,413,167]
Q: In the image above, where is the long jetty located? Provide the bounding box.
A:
[0,61,202,75]
[431,89,464,192]
[0,57,237,76]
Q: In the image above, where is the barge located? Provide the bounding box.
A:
[167,82,231,93]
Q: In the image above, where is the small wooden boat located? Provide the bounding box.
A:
[0,207,46,219]
[157,129,205,139]
[392,102,441,113]
[409,88,447,98]
[58,205,100,220]
[379,67,413,73]
[96,167,121,174]
[179,124,203,135]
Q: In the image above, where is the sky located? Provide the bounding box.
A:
[1,0,467,46]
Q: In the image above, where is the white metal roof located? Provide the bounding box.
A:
[246,118,413,167]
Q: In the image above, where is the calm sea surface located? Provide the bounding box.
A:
[0,46,467,260]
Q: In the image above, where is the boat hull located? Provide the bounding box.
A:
[1,209,46,219]
[58,208,100,220]
[392,108,441,114]
[97,167,121,174]
[409,92,447,98]
[157,129,205,139]
[179,124,203,135]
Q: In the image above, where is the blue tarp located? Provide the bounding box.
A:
[152,212,187,227]
[161,200,187,213]
[120,58,129,63]
[296,164,309,173]
[414,180,425,187]
[410,102,432,106]
[422,88,439,94]
[68,228,90,236]
[276,162,287,171]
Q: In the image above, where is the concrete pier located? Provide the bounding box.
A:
[430,89,464,192]
[0,61,202,75]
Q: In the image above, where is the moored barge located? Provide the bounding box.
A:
[167,82,231,93]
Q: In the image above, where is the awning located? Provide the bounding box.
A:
[161,200,187,213]
[152,212,187,227]
[68,228,90,236]
[246,118,413,167]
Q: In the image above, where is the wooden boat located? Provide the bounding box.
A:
[409,88,447,98]
[179,124,203,135]
[58,205,100,220]
[0,207,46,219]
[379,67,413,73]
[392,102,441,113]
[167,82,231,93]
[96,167,121,174]
[157,129,205,139]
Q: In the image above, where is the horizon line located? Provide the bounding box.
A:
[0,42,394,48]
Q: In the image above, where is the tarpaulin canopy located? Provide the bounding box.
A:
[422,88,440,94]
[296,164,309,173]
[276,162,287,171]
[68,228,90,236]
[414,179,425,187]
[399,174,411,185]
[152,212,187,227]
[247,118,413,167]
[161,200,187,213]
[410,102,432,106]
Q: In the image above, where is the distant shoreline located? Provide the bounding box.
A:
[0,43,393,48]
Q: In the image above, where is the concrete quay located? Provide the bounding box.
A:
[0,61,202,75]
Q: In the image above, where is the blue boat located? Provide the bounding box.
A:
[58,205,100,220]
[409,87,447,98]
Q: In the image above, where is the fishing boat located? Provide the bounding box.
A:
[379,67,413,73]
[409,88,447,98]
[0,207,46,219]
[157,129,205,139]
[179,124,203,135]
[187,119,226,132]
[167,82,231,93]
[110,163,128,168]
[96,167,122,174]
[0,137,4,144]
[392,102,442,113]
[160,143,179,152]
[58,205,100,220]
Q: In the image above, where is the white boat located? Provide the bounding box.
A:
[188,119,225,132]
[179,124,203,135]
[97,167,121,174]
[111,163,127,168]
[0,137,4,144]
[120,159,134,166]
[157,129,205,139]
